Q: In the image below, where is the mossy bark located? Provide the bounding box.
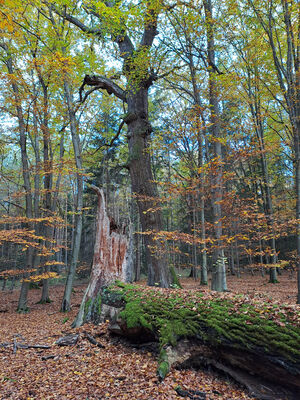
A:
[102,284,300,399]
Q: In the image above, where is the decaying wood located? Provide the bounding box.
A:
[9,337,51,353]
[56,334,79,346]
[88,185,129,289]
[100,297,300,400]
[175,387,206,400]
[84,332,105,348]
[16,344,51,349]
[41,355,60,361]
[73,186,130,327]
[166,340,299,400]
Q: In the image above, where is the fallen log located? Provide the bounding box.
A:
[97,283,300,400]
[10,338,51,353]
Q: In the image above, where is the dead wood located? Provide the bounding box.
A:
[41,355,60,361]
[84,332,105,348]
[56,334,79,346]
[0,342,10,348]
[73,186,130,327]
[175,387,206,400]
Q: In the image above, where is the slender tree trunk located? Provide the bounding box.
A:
[39,80,52,304]
[186,35,208,285]
[249,67,278,283]
[248,0,299,300]
[3,47,34,311]
[199,139,208,285]
[204,0,227,291]
[61,79,83,312]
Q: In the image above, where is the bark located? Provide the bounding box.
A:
[134,217,141,282]
[39,77,52,304]
[73,186,129,327]
[204,0,227,291]
[125,87,170,287]
[61,78,83,312]
[165,340,300,400]
[1,44,34,311]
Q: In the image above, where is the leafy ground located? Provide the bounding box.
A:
[0,270,298,400]
[182,270,298,303]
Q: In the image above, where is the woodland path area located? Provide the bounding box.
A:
[0,272,298,400]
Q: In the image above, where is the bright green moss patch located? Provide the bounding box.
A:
[111,283,300,364]
[157,349,170,380]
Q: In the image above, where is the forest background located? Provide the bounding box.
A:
[0,0,299,312]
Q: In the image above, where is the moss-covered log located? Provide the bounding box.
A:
[101,283,300,400]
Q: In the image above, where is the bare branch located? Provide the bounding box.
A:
[48,3,102,36]
[79,74,127,103]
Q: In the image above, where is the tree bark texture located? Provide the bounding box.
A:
[204,0,227,291]
[73,186,129,327]
[61,78,83,312]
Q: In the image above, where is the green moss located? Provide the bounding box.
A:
[83,294,103,324]
[169,266,182,289]
[157,360,169,381]
[17,307,29,313]
[109,283,300,374]
[157,349,169,380]
[84,298,92,320]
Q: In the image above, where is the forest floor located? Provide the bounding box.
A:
[0,270,297,400]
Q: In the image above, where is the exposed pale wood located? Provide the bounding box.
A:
[73,186,129,327]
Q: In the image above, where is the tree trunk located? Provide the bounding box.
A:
[126,88,170,287]
[3,45,34,312]
[248,0,300,300]
[38,77,53,304]
[61,78,83,312]
[204,0,227,291]
[73,186,129,327]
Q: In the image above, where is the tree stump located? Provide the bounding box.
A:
[73,186,131,327]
